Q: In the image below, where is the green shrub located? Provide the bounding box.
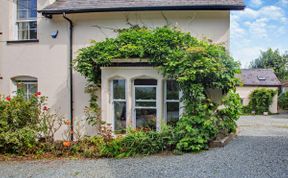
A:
[70,136,104,158]
[101,126,176,158]
[246,88,277,114]
[278,92,288,109]
[174,115,216,152]
[217,90,242,133]
[0,127,37,154]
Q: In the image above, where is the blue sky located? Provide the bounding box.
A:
[231,0,288,68]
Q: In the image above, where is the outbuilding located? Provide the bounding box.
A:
[236,69,281,113]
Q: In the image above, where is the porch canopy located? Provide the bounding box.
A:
[39,0,245,15]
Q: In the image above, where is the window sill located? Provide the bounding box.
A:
[6,39,39,44]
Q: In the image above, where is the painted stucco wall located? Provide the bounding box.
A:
[236,86,279,113]
[0,0,230,139]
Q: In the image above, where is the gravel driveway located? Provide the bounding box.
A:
[1,115,288,178]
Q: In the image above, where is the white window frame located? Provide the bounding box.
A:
[164,80,180,124]
[132,80,158,129]
[110,79,127,132]
[15,0,37,40]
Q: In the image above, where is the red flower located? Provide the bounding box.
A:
[5,96,11,101]
[35,92,41,97]
[43,106,49,111]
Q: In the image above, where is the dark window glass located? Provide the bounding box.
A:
[136,109,156,130]
[135,87,156,100]
[113,80,125,99]
[134,79,157,86]
[114,101,126,133]
[166,80,179,100]
[167,102,179,126]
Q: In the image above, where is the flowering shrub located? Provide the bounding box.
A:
[0,91,64,154]
[0,92,44,154]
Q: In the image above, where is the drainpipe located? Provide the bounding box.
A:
[63,13,74,141]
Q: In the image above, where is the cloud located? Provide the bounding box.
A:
[251,0,262,6]
[244,18,268,38]
[280,0,288,4]
[232,46,264,68]
[230,2,288,67]
[239,6,286,21]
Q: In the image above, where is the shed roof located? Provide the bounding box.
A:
[39,0,245,15]
[237,69,281,87]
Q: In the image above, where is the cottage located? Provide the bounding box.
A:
[0,0,244,139]
[236,69,281,113]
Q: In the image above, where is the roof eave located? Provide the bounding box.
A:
[39,5,245,15]
[241,84,282,87]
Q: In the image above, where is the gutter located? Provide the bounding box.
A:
[39,5,245,15]
[63,13,74,141]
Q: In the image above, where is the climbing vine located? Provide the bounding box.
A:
[74,26,241,153]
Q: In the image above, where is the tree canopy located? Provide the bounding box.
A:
[250,48,288,81]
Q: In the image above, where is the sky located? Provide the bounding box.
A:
[231,0,288,68]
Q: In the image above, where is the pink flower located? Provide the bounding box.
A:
[5,96,11,101]
[43,106,49,111]
[35,92,41,97]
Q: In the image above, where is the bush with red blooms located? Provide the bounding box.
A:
[0,91,54,154]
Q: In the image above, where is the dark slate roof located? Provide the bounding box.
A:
[39,0,245,15]
[236,69,281,87]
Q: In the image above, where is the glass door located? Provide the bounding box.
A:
[134,79,157,130]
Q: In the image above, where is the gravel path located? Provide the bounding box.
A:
[1,115,288,178]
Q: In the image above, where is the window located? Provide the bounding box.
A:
[13,78,38,100]
[165,80,180,126]
[134,79,157,130]
[16,0,37,40]
[112,80,126,133]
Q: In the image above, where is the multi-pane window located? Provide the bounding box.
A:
[112,80,126,133]
[16,0,37,40]
[165,80,180,126]
[134,79,157,130]
[16,80,38,100]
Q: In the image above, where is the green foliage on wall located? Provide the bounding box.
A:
[74,26,241,154]
[246,88,277,114]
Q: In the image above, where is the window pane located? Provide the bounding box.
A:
[17,0,28,19]
[17,0,37,20]
[29,0,37,18]
[29,21,37,39]
[114,101,126,132]
[136,109,156,130]
[136,102,156,107]
[135,87,156,100]
[113,80,125,99]
[134,79,157,86]
[167,102,179,126]
[167,80,179,100]
[18,22,29,40]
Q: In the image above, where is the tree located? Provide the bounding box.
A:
[250,48,288,81]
